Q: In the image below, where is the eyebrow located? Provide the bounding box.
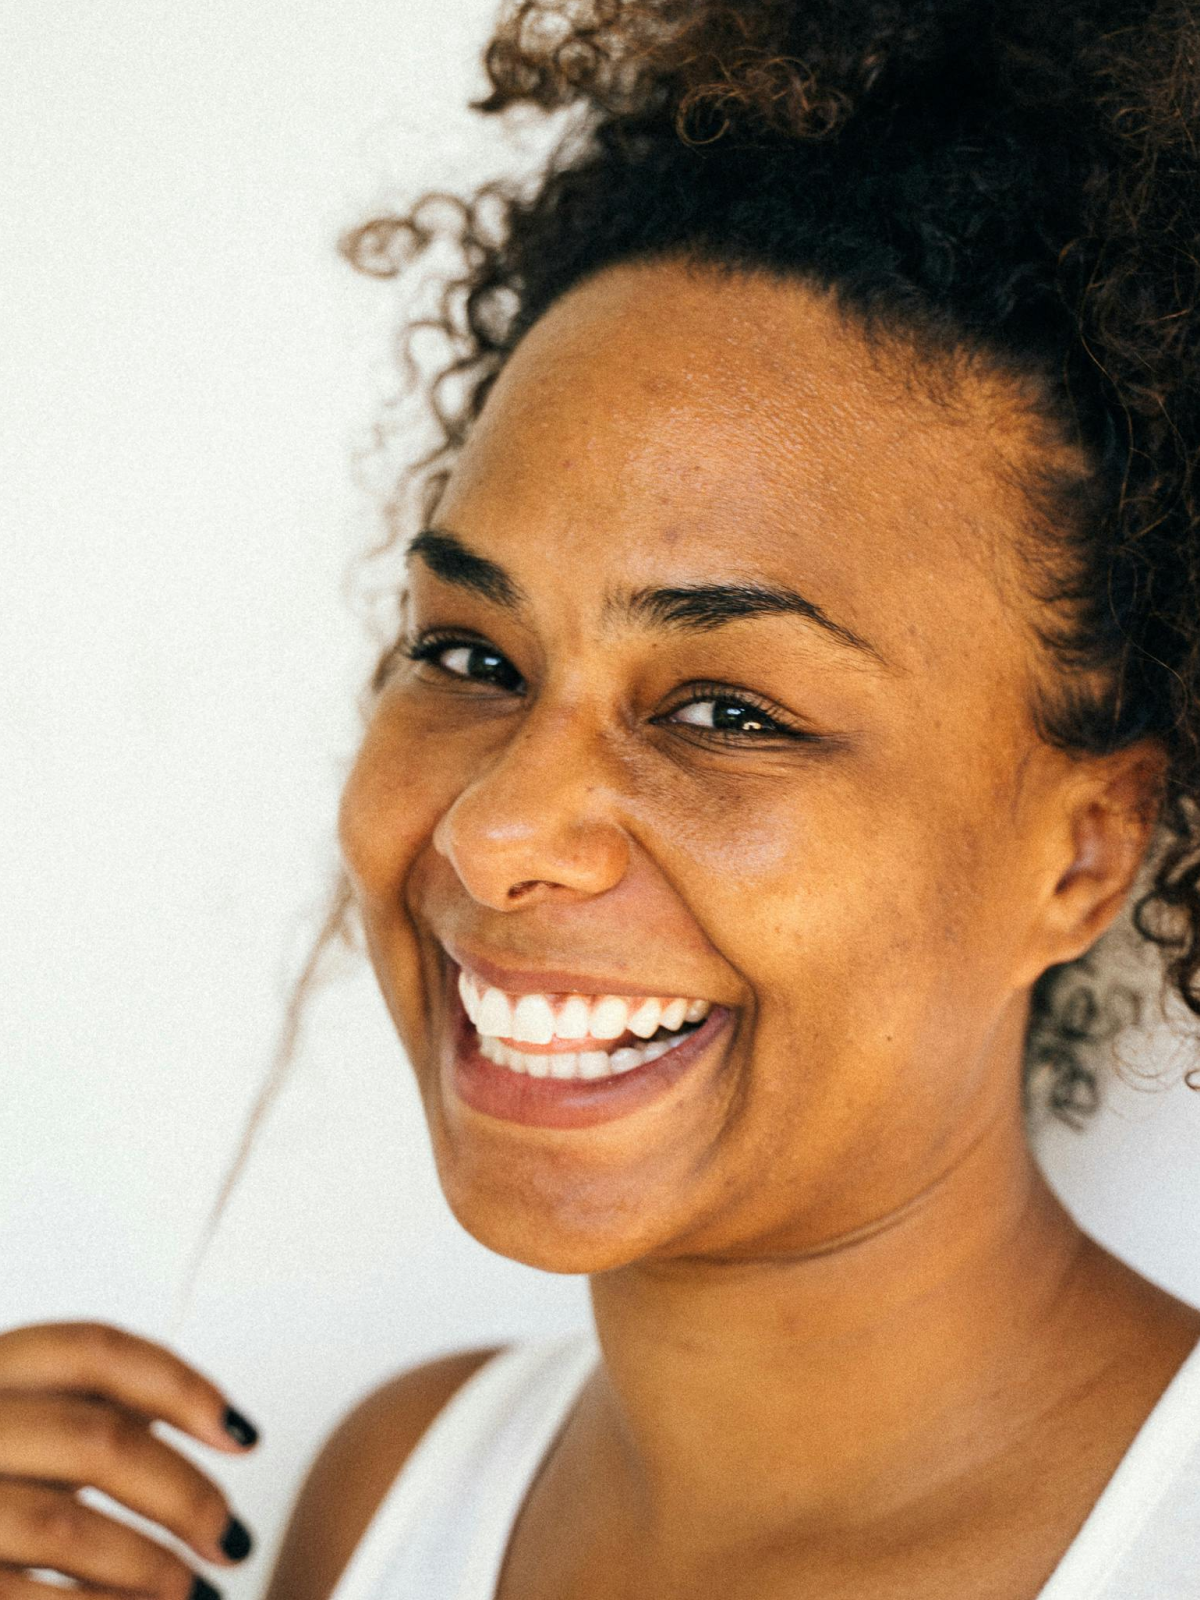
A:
[407,529,525,608]
[611,583,885,663]
[407,527,889,667]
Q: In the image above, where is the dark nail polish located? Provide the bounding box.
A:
[220,1514,254,1562]
[222,1406,259,1447]
[190,1580,222,1600]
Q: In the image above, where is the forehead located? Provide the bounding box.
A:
[437,258,1047,676]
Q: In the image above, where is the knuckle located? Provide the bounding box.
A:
[61,1320,130,1382]
[69,1319,126,1356]
[25,1490,86,1548]
[72,1398,135,1463]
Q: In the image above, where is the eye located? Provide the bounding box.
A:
[670,697,782,735]
[662,686,815,742]
[404,633,524,694]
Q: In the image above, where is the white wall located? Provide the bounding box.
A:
[2,3,1199,1595]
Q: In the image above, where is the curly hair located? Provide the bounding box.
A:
[190,0,1200,1263]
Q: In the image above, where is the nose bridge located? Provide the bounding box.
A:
[433,690,629,907]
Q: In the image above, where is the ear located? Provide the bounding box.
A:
[1032,738,1167,971]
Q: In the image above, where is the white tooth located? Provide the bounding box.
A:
[627,998,662,1039]
[555,996,591,1040]
[478,987,514,1037]
[684,998,711,1023]
[479,1035,501,1063]
[610,1045,646,1075]
[578,1050,613,1079]
[590,996,630,1040]
[659,997,687,1031]
[457,969,478,1023]
[643,1037,672,1061]
[511,994,555,1044]
[549,1052,579,1079]
[524,1051,551,1078]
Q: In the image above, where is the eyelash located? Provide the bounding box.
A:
[402,631,820,745]
[404,632,524,693]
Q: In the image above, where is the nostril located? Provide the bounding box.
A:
[507,880,545,900]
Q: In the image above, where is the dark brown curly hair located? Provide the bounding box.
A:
[200,0,1200,1255]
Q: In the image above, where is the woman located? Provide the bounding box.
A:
[3,0,1200,1595]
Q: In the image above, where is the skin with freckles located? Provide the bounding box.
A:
[337,256,1200,1599]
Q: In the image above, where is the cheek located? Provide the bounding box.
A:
[627,751,997,1039]
[620,751,882,956]
[337,710,453,908]
[337,713,469,1059]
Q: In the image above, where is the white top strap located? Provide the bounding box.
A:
[329,1331,599,1600]
[1036,1332,1200,1599]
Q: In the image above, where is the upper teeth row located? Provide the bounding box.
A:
[457,970,711,1044]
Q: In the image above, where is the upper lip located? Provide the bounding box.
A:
[444,941,710,1001]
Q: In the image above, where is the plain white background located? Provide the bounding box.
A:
[3,2,1200,1594]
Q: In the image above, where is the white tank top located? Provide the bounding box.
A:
[328,1330,1200,1600]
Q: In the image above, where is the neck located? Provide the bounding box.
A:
[586,1111,1099,1541]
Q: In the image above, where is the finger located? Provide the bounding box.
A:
[0,1572,213,1600]
[0,1578,133,1600]
[0,1481,202,1597]
[0,1325,257,1453]
[0,1393,251,1568]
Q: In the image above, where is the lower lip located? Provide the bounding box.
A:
[447,987,731,1130]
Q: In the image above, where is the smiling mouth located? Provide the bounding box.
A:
[446,960,730,1127]
[456,966,712,1081]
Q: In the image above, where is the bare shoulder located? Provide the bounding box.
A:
[263,1345,504,1600]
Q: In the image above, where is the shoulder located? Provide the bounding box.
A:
[263,1344,504,1600]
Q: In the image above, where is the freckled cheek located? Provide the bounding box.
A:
[637,775,944,1019]
[628,782,835,1007]
[631,765,856,914]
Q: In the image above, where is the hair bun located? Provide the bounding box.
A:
[481,1,1161,143]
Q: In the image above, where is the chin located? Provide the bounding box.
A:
[441,1181,660,1275]
[424,1118,674,1276]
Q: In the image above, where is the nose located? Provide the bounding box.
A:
[432,704,631,911]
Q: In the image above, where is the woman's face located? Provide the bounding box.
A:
[339,258,1112,1272]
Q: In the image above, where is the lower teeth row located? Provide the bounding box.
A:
[477,1030,685,1079]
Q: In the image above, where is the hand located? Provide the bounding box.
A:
[0,1320,258,1598]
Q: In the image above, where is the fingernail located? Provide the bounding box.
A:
[190,1580,222,1600]
[222,1406,259,1447]
[220,1514,254,1562]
